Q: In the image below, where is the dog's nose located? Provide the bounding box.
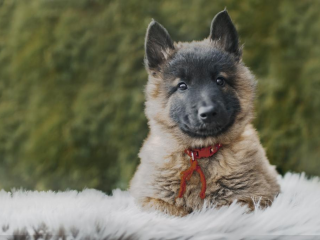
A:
[198,106,218,123]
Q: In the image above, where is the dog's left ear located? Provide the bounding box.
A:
[145,20,175,71]
[209,10,241,61]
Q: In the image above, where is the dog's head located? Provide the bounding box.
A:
[144,10,256,145]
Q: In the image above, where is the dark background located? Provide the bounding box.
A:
[0,0,319,193]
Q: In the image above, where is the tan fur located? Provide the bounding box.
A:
[130,39,280,216]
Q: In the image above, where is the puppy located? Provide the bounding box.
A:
[130,10,280,216]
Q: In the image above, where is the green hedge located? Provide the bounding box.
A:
[0,0,319,192]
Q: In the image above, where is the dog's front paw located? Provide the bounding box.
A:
[142,197,188,217]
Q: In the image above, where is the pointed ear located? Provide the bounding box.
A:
[145,20,175,70]
[209,10,241,60]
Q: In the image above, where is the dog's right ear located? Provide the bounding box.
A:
[145,20,174,71]
[209,10,241,61]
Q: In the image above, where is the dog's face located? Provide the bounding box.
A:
[144,10,255,143]
[163,46,240,138]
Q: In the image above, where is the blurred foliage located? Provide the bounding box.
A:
[0,0,319,193]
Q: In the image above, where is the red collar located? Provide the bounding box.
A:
[176,143,222,200]
[184,143,222,160]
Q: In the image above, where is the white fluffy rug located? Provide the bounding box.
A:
[1,173,320,240]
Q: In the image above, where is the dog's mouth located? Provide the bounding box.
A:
[179,113,237,138]
[180,123,227,138]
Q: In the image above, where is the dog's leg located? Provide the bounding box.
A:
[142,197,188,217]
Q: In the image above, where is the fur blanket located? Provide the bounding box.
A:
[1,173,320,240]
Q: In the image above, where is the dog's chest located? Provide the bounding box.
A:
[153,155,233,210]
[153,151,255,212]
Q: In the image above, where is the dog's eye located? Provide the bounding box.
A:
[216,77,225,86]
[178,82,188,91]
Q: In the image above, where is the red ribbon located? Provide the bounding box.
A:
[176,143,222,199]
